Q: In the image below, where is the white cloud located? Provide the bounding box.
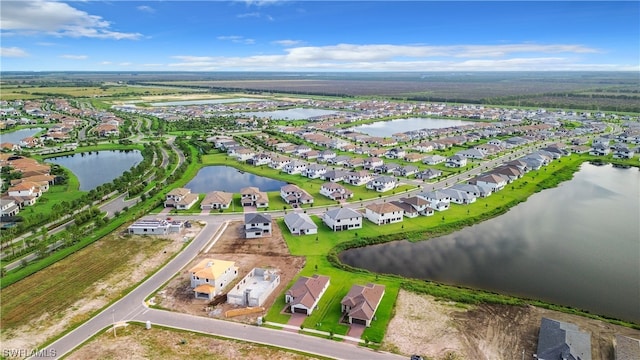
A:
[60,54,88,60]
[98,61,112,65]
[167,42,635,71]
[142,63,164,67]
[237,12,261,18]
[137,5,155,13]
[0,0,142,40]
[238,0,287,7]
[272,39,303,46]
[217,35,255,45]
[119,62,132,66]
[0,47,29,57]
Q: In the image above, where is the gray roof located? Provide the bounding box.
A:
[284,213,318,231]
[244,212,272,224]
[537,317,591,360]
[325,207,362,220]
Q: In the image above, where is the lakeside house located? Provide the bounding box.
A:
[285,274,330,316]
[341,283,386,327]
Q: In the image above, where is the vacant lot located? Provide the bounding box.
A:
[0,225,196,351]
[383,290,640,360]
[67,323,320,360]
[153,221,305,324]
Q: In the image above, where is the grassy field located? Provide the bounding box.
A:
[0,230,175,331]
[0,85,201,101]
[67,323,329,360]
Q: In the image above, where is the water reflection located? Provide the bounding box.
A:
[185,166,287,193]
[46,150,143,191]
[341,164,640,322]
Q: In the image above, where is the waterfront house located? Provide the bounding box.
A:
[365,202,404,225]
[201,191,233,210]
[164,188,199,210]
[280,184,314,205]
[322,207,363,231]
[283,212,318,235]
[341,283,385,327]
[285,275,330,316]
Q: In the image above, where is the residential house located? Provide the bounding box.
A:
[536,317,591,360]
[445,154,468,168]
[403,153,425,163]
[366,175,398,192]
[341,283,386,327]
[164,188,199,210]
[300,150,319,160]
[283,160,307,175]
[233,147,256,161]
[322,169,349,183]
[303,164,327,179]
[365,202,404,225]
[227,268,280,307]
[280,184,314,205]
[374,163,401,174]
[399,196,434,216]
[322,207,363,231]
[395,165,418,177]
[451,183,492,198]
[189,258,238,300]
[319,182,354,201]
[283,212,318,235]
[249,153,272,166]
[422,155,446,165]
[7,182,43,198]
[244,212,272,238]
[413,141,435,153]
[385,148,406,159]
[318,150,336,162]
[240,187,269,208]
[416,190,451,211]
[269,156,292,170]
[474,173,507,192]
[363,157,384,170]
[442,188,477,204]
[416,168,442,180]
[0,199,19,217]
[201,191,233,210]
[347,170,374,186]
[285,274,331,315]
[390,200,419,218]
[456,148,487,159]
[328,155,351,166]
[612,144,635,159]
[345,157,365,168]
[127,219,184,235]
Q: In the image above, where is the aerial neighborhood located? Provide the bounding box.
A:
[2,86,639,360]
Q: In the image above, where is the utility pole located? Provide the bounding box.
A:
[112,309,116,337]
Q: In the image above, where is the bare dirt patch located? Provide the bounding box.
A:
[153,221,305,324]
[67,323,315,360]
[383,290,640,360]
[0,225,197,352]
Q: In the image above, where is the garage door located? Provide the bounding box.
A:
[352,318,367,326]
[293,307,308,315]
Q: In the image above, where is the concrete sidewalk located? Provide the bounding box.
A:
[265,321,365,344]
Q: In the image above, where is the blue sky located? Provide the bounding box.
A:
[1,1,638,72]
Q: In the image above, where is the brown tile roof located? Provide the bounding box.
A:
[286,275,330,309]
[341,283,385,321]
[365,202,404,214]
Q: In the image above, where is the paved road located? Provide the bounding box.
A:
[38,217,225,359]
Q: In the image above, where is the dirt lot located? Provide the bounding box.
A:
[383,289,640,360]
[67,323,315,360]
[153,221,305,324]
[0,225,196,353]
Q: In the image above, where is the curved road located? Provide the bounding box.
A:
[37,216,403,360]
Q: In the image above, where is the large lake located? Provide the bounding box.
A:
[185,166,287,193]
[351,118,473,137]
[150,98,266,106]
[1,128,43,144]
[340,163,640,323]
[46,150,143,191]
[239,108,339,120]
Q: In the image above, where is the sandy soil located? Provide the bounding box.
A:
[67,323,313,360]
[383,290,640,360]
[0,227,196,352]
[154,221,305,324]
